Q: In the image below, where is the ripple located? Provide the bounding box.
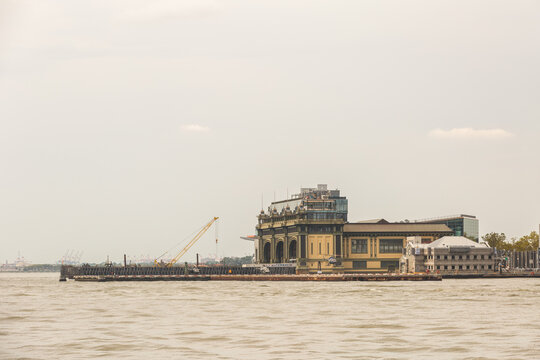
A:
[1,273,539,359]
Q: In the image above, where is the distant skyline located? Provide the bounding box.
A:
[1,0,539,263]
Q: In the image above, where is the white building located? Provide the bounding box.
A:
[401,236,495,274]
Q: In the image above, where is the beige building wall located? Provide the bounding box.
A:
[306,234,334,271]
[342,236,404,271]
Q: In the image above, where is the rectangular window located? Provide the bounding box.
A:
[444,266,448,270]
[351,239,368,254]
[379,239,403,254]
[335,235,342,256]
[444,255,448,260]
[436,255,440,260]
[488,265,492,269]
[459,265,463,270]
[301,235,306,258]
[319,243,321,255]
[436,266,440,270]
[353,261,367,269]
[381,261,399,270]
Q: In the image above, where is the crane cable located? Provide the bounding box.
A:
[154,223,207,263]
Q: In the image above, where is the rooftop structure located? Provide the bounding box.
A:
[413,214,479,242]
[263,184,348,222]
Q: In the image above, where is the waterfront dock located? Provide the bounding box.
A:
[70,273,442,282]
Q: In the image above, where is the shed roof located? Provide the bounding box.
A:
[427,236,489,248]
[354,219,390,224]
[344,223,452,233]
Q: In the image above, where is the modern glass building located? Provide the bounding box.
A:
[415,215,479,242]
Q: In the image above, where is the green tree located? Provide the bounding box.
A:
[222,255,254,266]
[482,232,507,249]
[514,231,539,251]
[463,233,478,242]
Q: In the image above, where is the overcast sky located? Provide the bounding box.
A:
[1,0,539,263]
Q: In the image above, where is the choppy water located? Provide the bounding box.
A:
[1,273,539,359]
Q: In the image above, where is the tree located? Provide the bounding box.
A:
[221,256,254,266]
[463,233,478,242]
[514,231,539,251]
[482,232,507,249]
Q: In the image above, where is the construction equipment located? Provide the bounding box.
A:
[155,217,219,267]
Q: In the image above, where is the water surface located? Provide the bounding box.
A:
[1,273,538,359]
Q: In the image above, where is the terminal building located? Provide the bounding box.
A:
[255,185,463,274]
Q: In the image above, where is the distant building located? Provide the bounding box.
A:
[256,184,347,273]
[342,222,453,273]
[401,236,495,274]
[255,185,453,274]
[414,214,479,242]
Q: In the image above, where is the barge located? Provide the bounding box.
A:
[60,265,442,282]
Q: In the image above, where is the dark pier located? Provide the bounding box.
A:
[60,264,295,281]
[69,274,442,282]
[60,265,441,282]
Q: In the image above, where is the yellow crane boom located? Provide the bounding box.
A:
[157,217,219,267]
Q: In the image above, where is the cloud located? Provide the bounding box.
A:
[181,124,210,132]
[429,128,514,140]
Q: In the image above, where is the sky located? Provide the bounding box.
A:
[1,0,539,264]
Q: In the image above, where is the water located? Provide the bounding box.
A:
[1,273,539,359]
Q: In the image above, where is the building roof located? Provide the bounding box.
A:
[354,219,390,224]
[413,214,477,223]
[344,223,453,233]
[427,236,489,248]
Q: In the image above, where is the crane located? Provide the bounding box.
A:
[155,217,219,267]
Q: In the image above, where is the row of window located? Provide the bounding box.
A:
[352,260,399,269]
[306,213,345,220]
[351,239,403,254]
[427,264,492,271]
[430,254,492,260]
[310,242,331,255]
[351,239,368,253]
